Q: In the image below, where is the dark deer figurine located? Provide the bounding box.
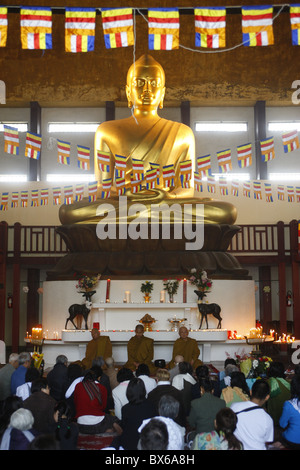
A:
[194,290,222,329]
[65,290,96,330]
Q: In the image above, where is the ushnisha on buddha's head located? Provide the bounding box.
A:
[126,54,166,111]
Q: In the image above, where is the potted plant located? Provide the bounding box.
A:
[189,268,212,301]
[163,279,180,303]
[140,281,154,303]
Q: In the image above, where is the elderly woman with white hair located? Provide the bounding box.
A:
[0,408,38,450]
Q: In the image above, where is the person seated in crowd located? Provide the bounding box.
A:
[53,400,79,450]
[65,363,84,419]
[168,326,202,370]
[123,324,156,374]
[73,369,121,435]
[147,368,186,427]
[0,353,19,403]
[15,367,41,401]
[219,363,240,392]
[0,408,38,450]
[112,368,134,420]
[103,357,119,390]
[136,364,157,396]
[28,433,60,450]
[169,355,184,381]
[279,374,300,450]
[172,361,197,391]
[191,365,221,399]
[188,377,226,437]
[138,418,169,451]
[221,371,250,407]
[23,377,57,434]
[138,395,185,451]
[90,364,113,412]
[10,352,31,395]
[47,354,69,402]
[79,328,112,371]
[230,379,274,450]
[0,395,23,441]
[116,377,156,450]
[266,361,291,427]
[192,407,243,450]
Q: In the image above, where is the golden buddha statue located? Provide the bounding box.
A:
[59,54,236,227]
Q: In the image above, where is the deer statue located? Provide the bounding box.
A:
[194,290,222,329]
[65,290,96,330]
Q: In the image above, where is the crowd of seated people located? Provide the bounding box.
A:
[1,346,300,451]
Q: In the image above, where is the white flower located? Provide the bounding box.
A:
[190,268,196,273]
[253,359,259,369]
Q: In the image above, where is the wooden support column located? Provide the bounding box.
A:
[105,101,115,121]
[29,101,41,181]
[0,221,8,340]
[289,219,300,338]
[12,223,21,352]
[26,269,40,334]
[277,221,287,335]
[254,101,268,180]
[259,266,272,333]
[181,101,190,127]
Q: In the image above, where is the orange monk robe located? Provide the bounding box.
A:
[169,337,202,370]
[124,335,156,374]
[81,335,112,370]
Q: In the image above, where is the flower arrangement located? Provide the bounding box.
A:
[76,274,101,292]
[189,268,213,292]
[140,281,154,294]
[233,351,272,378]
[163,279,180,295]
[31,352,44,370]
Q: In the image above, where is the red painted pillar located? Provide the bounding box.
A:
[0,221,8,340]
[277,221,287,335]
[290,219,300,339]
[12,223,21,352]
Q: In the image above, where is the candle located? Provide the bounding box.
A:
[183,278,187,303]
[125,291,131,303]
[160,290,165,303]
[106,279,111,303]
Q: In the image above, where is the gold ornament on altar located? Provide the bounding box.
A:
[168,316,187,332]
[138,313,156,331]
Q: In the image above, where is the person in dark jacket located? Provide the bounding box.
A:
[23,377,57,434]
[47,355,69,402]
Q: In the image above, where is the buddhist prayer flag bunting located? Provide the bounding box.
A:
[20,7,52,50]
[0,192,8,211]
[31,189,39,206]
[179,160,192,188]
[219,176,228,195]
[242,5,274,47]
[21,191,28,207]
[277,185,285,201]
[197,155,212,177]
[282,130,299,153]
[101,178,112,198]
[150,162,160,185]
[97,150,110,171]
[194,7,226,48]
[57,140,71,165]
[53,187,61,205]
[65,8,96,53]
[243,181,251,197]
[253,181,262,200]
[25,132,42,160]
[148,8,180,50]
[41,189,49,206]
[101,8,134,48]
[162,164,175,188]
[115,174,126,195]
[132,158,144,180]
[237,142,252,168]
[260,137,275,162]
[296,187,300,202]
[207,176,216,193]
[130,175,143,193]
[64,186,73,205]
[11,192,18,208]
[194,172,203,192]
[4,125,19,155]
[231,180,239,196]
[264,183,273,202]
[115,154,127,177]
[217,149,232,172]
[0,7,7,47]
[75,184,84,201]
[88,181,98,201]
[77,145,90,170]
[145,168,158,189]
[290,4,300,45]
[287,186,295,202]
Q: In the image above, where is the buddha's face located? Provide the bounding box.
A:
[126,59,165,111]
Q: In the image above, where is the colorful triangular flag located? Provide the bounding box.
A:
[253,181,262,200]
[77,145,90,170]
[88,181,98,201]
[53,187,61,205]
[41,189,49,206]
[162,164,175,188]
[264,183,273,202]
[115,154,127,177]
[0,192,8,211]
[57,140,71,165]
[179,160,192,188]
[217,149,232,173]
[194,172,203,192]
[75,184,84,202]
[290,4,300,45]
[31,189,39,207]
[237,142,252,168]
[277,185,285,201]
[64,186,73,205]
[260,137,275,162]
[197,155,212,178]
[231,180,239,196]
[282,130,300,153]
[97,150,110,172]
[101,178,112,199]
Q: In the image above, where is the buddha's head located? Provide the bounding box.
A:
[126,54,166,111]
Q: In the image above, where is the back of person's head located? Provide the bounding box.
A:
[105,357,115,368]
[267,361,285,378]
[224,358,237,367]
[54,400,72,420]
[126,378,146,404]
[31,377,48,394]
[25,367,40,383]
[199,377,214,393]
[83,369,98,382]
[251,379,270,400]
[195,365,209,379]
[230,371,250,395]
[156,368,170,382]
[18,352,31,366]
[158,395,179,420]
[10,408,34,431]
[92,356,105,368]
[90,365,103,379]
[224,364,239,377]
[116,367,134,383]
[215,408,242,450]
[28,434,60,450]
[56,355,68,365]
[178,361,193,375]
[291,374,300,401]
[54,401,72,441]
[139,418,168,450]
[67,363,83,381]
[136,363,150,377]
[8,353,19,365]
